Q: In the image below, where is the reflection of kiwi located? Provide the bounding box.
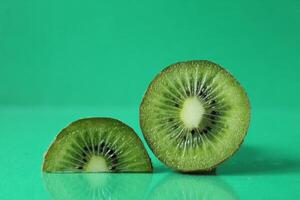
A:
[43,173,152,200]
[43,118,152,172]
[149,174,238,200]
[140,60,250,172]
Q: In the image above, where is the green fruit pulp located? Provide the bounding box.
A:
[43,118,152,172]
[140,60,250,172]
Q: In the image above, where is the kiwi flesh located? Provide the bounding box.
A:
[43,118,152,172]
[140,60,250,172]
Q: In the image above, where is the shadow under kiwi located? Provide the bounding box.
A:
[153,163,170,174]
[217,145,300,175]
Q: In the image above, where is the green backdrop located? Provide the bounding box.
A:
[1,0,299,108]
[1,0,300,199]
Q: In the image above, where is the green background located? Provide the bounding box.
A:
[0,0,300,199]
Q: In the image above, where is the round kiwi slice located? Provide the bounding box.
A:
[43,118,152,172]
[140,60,250,172]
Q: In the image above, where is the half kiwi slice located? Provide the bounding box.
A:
[140,60,250,172]
[43,118,152,172]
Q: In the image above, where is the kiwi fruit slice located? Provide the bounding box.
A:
[43,117,152,172]
[140,60,250,172]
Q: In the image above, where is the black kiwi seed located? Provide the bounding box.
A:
[199,89,207,98]
[211,110,218,115]
[100,142,105,149]
[199,89,203,95]
[210,100,216,105]
[185,90,191,96]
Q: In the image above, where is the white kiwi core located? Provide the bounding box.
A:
[180,96,205,129]
[85,155,109,172]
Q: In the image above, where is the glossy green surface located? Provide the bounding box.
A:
[1,0,300,199]
[0,107,300,199]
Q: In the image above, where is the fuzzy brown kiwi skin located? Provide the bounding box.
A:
[139,60,251,173]
[43,117,153,172]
